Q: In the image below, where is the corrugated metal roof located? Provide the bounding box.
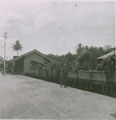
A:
[97,50,116,60]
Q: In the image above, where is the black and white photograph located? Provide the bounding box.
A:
[0,0,116,119]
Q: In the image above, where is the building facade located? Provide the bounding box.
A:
[8,50,52,75]
[0,56,4,71]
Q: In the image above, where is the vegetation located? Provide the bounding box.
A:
[47,44,115,71]
[13,40,22,56]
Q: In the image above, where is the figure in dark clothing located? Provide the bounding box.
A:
[103,56,115,83]
[104,65,111,83]
[60,64,68,88]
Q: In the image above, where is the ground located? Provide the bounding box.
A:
[0,73,116,119]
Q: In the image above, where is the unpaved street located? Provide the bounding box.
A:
[0,73,116,119]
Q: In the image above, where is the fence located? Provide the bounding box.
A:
[25,69,116,97]
[68,70,116,83]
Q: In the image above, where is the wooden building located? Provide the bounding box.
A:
[97,50,116,71]
[0,56,4,71]
[8,50,52,75]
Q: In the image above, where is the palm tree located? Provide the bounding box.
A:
[13,40,22,56]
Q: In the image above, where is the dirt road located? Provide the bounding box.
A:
[0,73,116,119]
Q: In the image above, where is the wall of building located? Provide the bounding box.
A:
[24,53,45,74]
[14,57,24,74]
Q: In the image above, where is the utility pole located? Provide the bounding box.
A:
[3,32,8,75]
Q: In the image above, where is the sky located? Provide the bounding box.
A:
[0,0,115,59]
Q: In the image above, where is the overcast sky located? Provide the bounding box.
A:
[0,0,115,59]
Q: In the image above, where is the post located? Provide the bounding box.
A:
[76,70,78,88]
[89,71,92,90]
[3,32,8,76]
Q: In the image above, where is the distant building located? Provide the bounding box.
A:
[0,56,4,64]
[97,50,116,71]
[8,49,52,74]
[0,56,4,71]
[104,45,112,51]
[77,47,88,57]
[97,50,116,60]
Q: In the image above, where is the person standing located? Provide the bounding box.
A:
[104,56,114,83]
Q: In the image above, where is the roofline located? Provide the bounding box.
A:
[9,49,53,63]
[0,56,4,62]
[97,50,116,60]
